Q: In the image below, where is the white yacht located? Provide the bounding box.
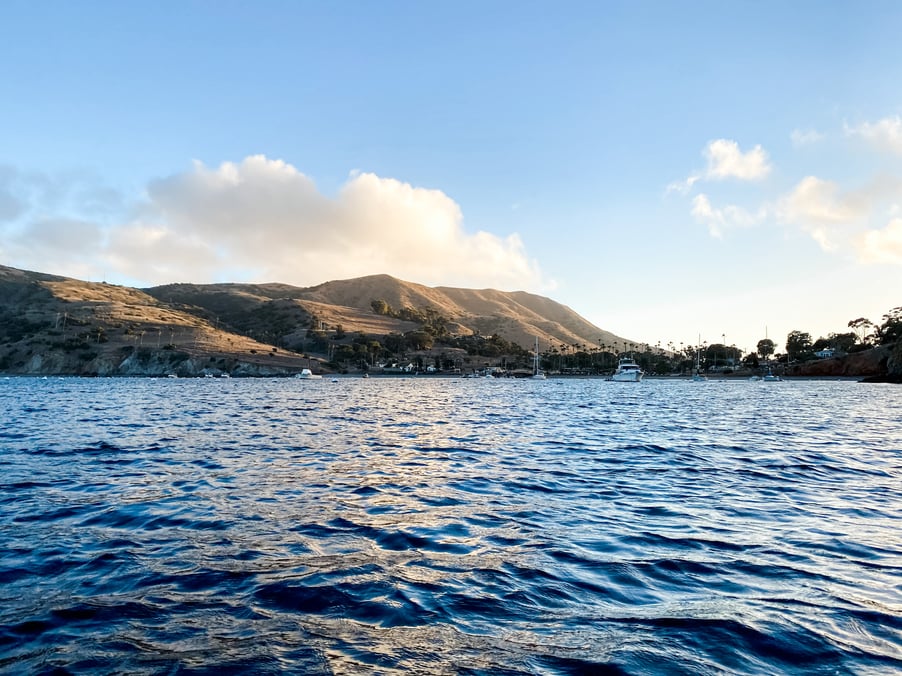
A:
[611,357,644,382]
[295,368,323,380]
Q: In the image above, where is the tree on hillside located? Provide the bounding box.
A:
[757,338,775,360]
[827,331,857,353]
[878,306,902,345]
[785,330,812,361]
[371,299,392,316]
[848,317,875,346]
[383,333,405,355]
[405,330,433,351]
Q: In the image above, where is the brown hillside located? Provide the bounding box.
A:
[303,275,469,317]
[1,264,637,375]
[296,277,634,350]
[0,265,316,376]
[147,273,633,350]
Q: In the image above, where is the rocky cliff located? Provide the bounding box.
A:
[789,343,900,382]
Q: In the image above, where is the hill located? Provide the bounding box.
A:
[148,274,630,349]
[0,265,634,376]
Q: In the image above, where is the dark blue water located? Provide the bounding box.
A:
[1,376,900,675]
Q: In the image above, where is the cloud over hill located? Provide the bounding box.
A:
[1,156,548,293]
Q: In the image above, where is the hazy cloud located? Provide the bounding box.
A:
[22,217,103,252]
[778,176,864,227]
[0,167,26,222]
[0,167,129,279]
[691,193,764,238]
[776,175,902,261]
[858,217,902,264]
[777,176,867,251]
[790,128,824,147]
[665,174,700,196]
[845,116,902,155]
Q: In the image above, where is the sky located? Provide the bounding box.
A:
[2,1,901,355]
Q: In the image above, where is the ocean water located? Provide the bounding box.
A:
[1,376,900,675]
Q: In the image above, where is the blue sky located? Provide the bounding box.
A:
[2,1,901,354]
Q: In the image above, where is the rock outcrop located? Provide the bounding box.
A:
[789,343,900,381]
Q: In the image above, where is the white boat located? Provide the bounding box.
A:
[531,336,546,379]
[611,356,644,382]
[295,368,323,380]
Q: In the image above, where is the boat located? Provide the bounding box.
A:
[531,337,546,379]
[295,368,323,380]
[691,336,707,381]
[611,356,644,382]
[760,326,781,381]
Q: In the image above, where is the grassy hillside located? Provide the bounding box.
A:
[145,273,633,352]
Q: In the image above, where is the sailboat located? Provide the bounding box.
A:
[531,337,546,379]
[760,326,781,381]
[691,336,707,381]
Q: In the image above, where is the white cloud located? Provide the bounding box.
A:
[107,155,546,290]
[667,139,771,196]
[858,217,902,264]
[665,174,700,195]
[845,116,902,155]
[1,156,547,290]
[703,139,771,181]
[691,193,764,238]
[790,128,824,146]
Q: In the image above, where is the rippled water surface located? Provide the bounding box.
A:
[1,376,900,674]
